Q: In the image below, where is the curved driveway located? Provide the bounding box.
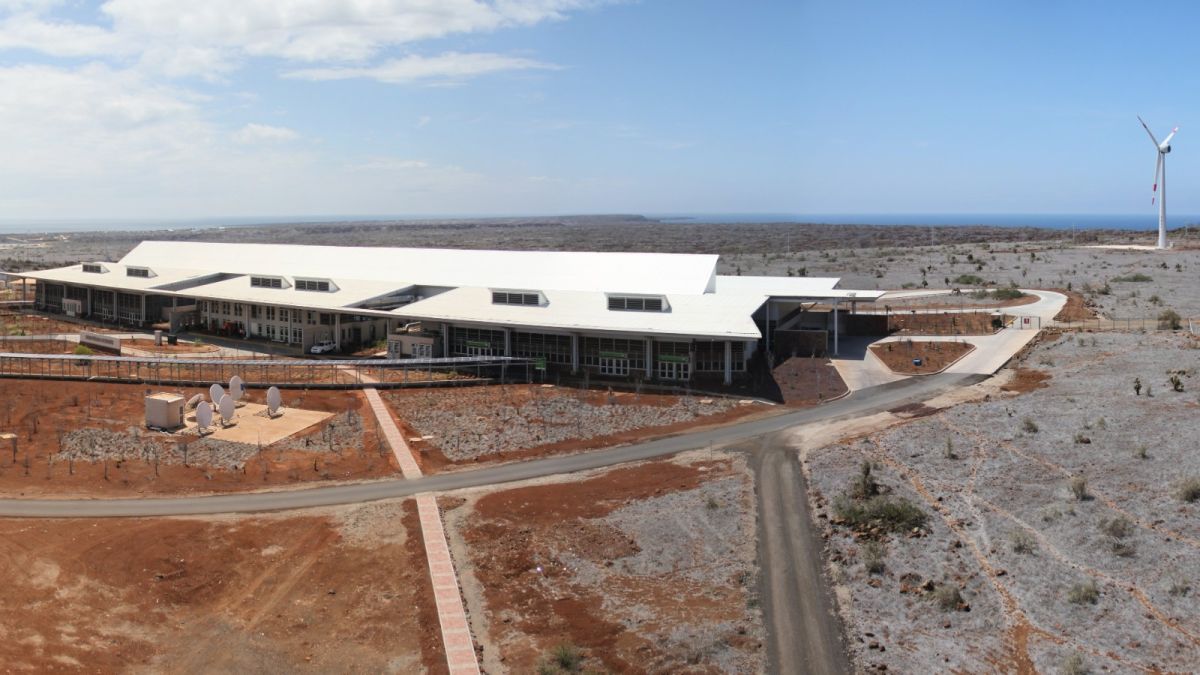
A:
[0,372,984,518]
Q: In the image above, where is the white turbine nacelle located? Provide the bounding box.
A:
[1160,144,1172,154]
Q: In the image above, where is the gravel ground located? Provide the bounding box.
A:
[391,387,736,461]
[807,331,1200,673]
[592,472,763,674]
[723,241,1200,318]
[57,410,365,470]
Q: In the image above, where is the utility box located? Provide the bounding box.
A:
[145,393,185,430]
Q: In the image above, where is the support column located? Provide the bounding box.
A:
[442,322,452,357]
[85,287,92,316]
[832,300,839,356]
[644,337,653,379]
[503,327,512,357]
[140,293,147,325]
[334,313,341,351]
[724,340,733,385]
[764,299,772,355]
[570,333,580,374]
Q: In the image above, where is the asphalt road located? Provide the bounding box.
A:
[0,372,985,518]
[754,437,850,675]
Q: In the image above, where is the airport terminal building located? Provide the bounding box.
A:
[17,242,882,384]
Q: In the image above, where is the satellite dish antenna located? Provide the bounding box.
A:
[218,394,236,426]
[209,383,224,404]
[196,401,213,432]
[266,386,282,417]
[186,393,203,410]
[229,375,245,402]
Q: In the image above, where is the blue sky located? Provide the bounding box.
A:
[0,2,1191,222]
[798,2,1199,216]
[0,0,802,220]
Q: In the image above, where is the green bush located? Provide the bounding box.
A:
[850,461,880,500]
[862,540,886,575]
[1010,530,1036,554]
[991,287,1026,301]
[932,584,964,611]
[1176,477,1200,503]
[833,494,927,533]
[1111,273,1153,282]
[1069,476,1090,501]
[1067,579,1099,605]
[1159,309,1182,330]
[538,643,583,674]
[1022,417,1039,433]
[1061,652,1089,675]
[72,344,94,355]
[953,274,985,286]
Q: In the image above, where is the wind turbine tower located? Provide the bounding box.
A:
[1138,116,1178,250]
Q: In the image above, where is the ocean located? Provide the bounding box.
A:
[0,212,1192,235]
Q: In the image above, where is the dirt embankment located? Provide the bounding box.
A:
[888,311,999,336]
[0,500,441,672]
[0,380,400,497]
[445,453,765,674]
[1049,288,1099,322]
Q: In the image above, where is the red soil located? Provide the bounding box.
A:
[0,380,400,497]
[459,458,759,673]
[0,503,439,672]
[870,340,974,374]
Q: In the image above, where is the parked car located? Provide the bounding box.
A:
[309,340,337,354]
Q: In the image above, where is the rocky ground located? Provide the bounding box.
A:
[387,384,740,463]
[725,240,1200,319]
[56,410,367,471]
[807,331,1200,673]
[441,450,765,674]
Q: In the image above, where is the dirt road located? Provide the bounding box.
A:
[753,437,850,675]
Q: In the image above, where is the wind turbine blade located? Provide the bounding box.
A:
[1162,126,1179,146]
[1139,115,1160,146]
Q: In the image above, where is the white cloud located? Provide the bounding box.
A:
[234,123,299,143]
[285,51,559,84]
[98,0,591,63]
[417,115,432,128]
[0,13,133,57]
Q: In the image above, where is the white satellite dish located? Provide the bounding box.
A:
[229,375,244,401]
[186,393,203,410]
[196,401,213,431]
[266,386,282,417]
[209,383,224,404]
[218,394,236,426]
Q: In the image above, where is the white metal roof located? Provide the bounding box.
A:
[395,286,765,340]
[21,263,214,292]
[180,275,409,310]
[120,241,719,295]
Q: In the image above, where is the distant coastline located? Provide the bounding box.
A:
[0,212,1194,236]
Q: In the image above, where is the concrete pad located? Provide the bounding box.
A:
[830,335,908,392]
[183,402,332,445]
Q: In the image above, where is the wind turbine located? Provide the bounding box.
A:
[1138,115,1178,249]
